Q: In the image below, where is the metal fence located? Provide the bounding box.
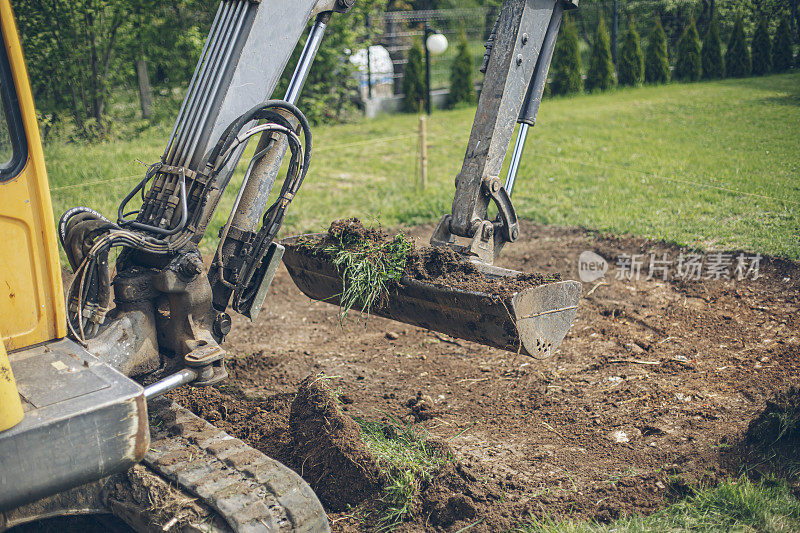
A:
[365,7,493,95]
[358,3,744,100]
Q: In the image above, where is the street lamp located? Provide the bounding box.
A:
[423,22,448,115]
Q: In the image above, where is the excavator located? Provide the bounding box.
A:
[0,0,580,530]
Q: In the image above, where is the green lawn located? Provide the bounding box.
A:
[46,72,800,259]
[513,476,800,532]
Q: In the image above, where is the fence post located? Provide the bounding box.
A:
[419,114,428,190]
[424,21,432,115]
[366,14,373,99]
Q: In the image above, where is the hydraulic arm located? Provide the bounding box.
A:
[431,0,574,263]
[59,0,579,396]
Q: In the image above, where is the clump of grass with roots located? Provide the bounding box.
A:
[354,413,453,531]
[302,222,413,324]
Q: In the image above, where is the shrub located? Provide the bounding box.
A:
[618,19,644,86]
[448,31,475,107]
[550,13,583,95]
[645,17,670,84]
[751,15,772,75]
[586,17,615,92]
[772,15,793,73]
[403,40,426,113]
[675,15,702,81]
[701,16,724,79]
[726,15,751,78]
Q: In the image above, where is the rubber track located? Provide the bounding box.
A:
[145,397,329,533]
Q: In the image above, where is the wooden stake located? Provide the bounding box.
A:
[419,114,428,190]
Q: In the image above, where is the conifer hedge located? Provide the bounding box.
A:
[403,40,426,113]
[772,15,793,73]
[751,15,772,75]
[726,15,751,78]
[701,16,724,79]
[586,17,616,92]
[618,19,644,86]
[645,17,670,84]
[550,14,583,95]
[448,31,476,107]
[675,15,702,81]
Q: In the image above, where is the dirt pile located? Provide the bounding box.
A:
[169,372,386,513]
[289,375,386,511]
[327,217,385,243]
[169,385,293,461]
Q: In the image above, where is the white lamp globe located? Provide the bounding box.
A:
[426,33,448,56]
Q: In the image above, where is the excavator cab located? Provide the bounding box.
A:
[0,0,150,514]
[0,2,327,530]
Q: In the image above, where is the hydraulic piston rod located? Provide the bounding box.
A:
[504,0,564,196]
[210,13,331,312]
[227,12,330,236]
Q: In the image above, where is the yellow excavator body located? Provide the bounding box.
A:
[0,0,65,431]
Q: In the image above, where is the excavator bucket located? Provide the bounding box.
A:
[281,236,581,357]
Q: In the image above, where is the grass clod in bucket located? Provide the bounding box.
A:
[300,218,412,323]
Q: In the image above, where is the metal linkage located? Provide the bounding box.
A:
[125,0,328,241]
[142,368,197,400]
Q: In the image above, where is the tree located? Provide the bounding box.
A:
[726,15,751,78]
[618,19,644,86]
[675,15,702,81]
[403,40,426,112]
[772,15,793,73]
[586,17,615,92]
[701,16,724,79]
[750,16,772,75]
[550,14,583,95]
[645,17,670,84]
[448,31,475,107]
[119,0,216,121]
[15,0,127,139]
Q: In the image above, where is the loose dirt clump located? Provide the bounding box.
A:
[406,391,436,422]
[289,374,386,511]
[419,463,490,529]
[327,217,386,243]
[103,465,223,532]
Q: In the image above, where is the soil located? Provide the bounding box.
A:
[169,376,386,513]
[103,465,224,531]
[403,245,561,299]
[292,218,562,301]
[176,221,799,532]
